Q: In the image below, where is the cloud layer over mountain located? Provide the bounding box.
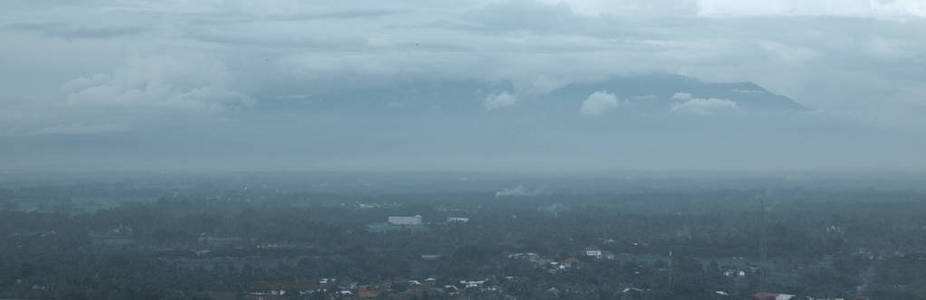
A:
[1,0,925,171]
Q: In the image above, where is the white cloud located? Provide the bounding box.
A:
[536,0,698,16]
[696,0,926,18]
[536,0,926,18]
[64,56,254,114]
[483,91,518,111]
[672,92,693,100]
[670,98,738,115]
[1,0,926,135]
[731,89,765,94]
[517,75,568,96]
[757,41,818,64]
[580,91,618,115]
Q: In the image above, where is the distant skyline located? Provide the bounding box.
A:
[1,1,925,171]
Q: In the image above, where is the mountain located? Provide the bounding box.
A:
[542,73,806,112]
[263,73,806,115]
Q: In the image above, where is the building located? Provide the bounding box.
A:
[447,217,470,223]
[198,235,243,248]
[421,254,442,261]
[585,246,603,258]
[754,292,796,300]
[367,215,428,233]
[388,215,423,225]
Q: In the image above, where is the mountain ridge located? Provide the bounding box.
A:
[260,73,806,114]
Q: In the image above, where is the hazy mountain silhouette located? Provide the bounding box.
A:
[269,73,806,115]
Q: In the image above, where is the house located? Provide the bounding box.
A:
[724,269,747,277]
[508,252,541,261]
[247,288,286,300]
[447,217,470,223]
[388,215,423,225]
[249,280,323,299]
[460,280,486,288]
[755,292,796,300]
[585,246,603,258]
[424,278,437,286]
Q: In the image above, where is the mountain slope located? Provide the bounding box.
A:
[267,73,806,115]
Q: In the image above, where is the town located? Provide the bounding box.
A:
[2,172,926,299]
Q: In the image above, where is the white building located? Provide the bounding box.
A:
[388,215,423,225]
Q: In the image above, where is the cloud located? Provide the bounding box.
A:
[672,92,693,100]
[538,0,699,16]
[495,185,545,198]
[463,0,585,34]
[194,9,407,25]
[695,0,926,18]
[0,0,925,153]
[757,40,818,64]
[533,0,926,18]
[4,22,149,39]
[483,91,518,110]
[731,89,765,94]
[670,98,738,115]
[580,91,618,115]
[0,109,24,120]
[0,109,25,136]
[188,26,366,49]
[27,123,127,136]
[63,56,254,114]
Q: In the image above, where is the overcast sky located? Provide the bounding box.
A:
[1,0,925,172]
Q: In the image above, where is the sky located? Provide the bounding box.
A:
[1,0,925,172]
